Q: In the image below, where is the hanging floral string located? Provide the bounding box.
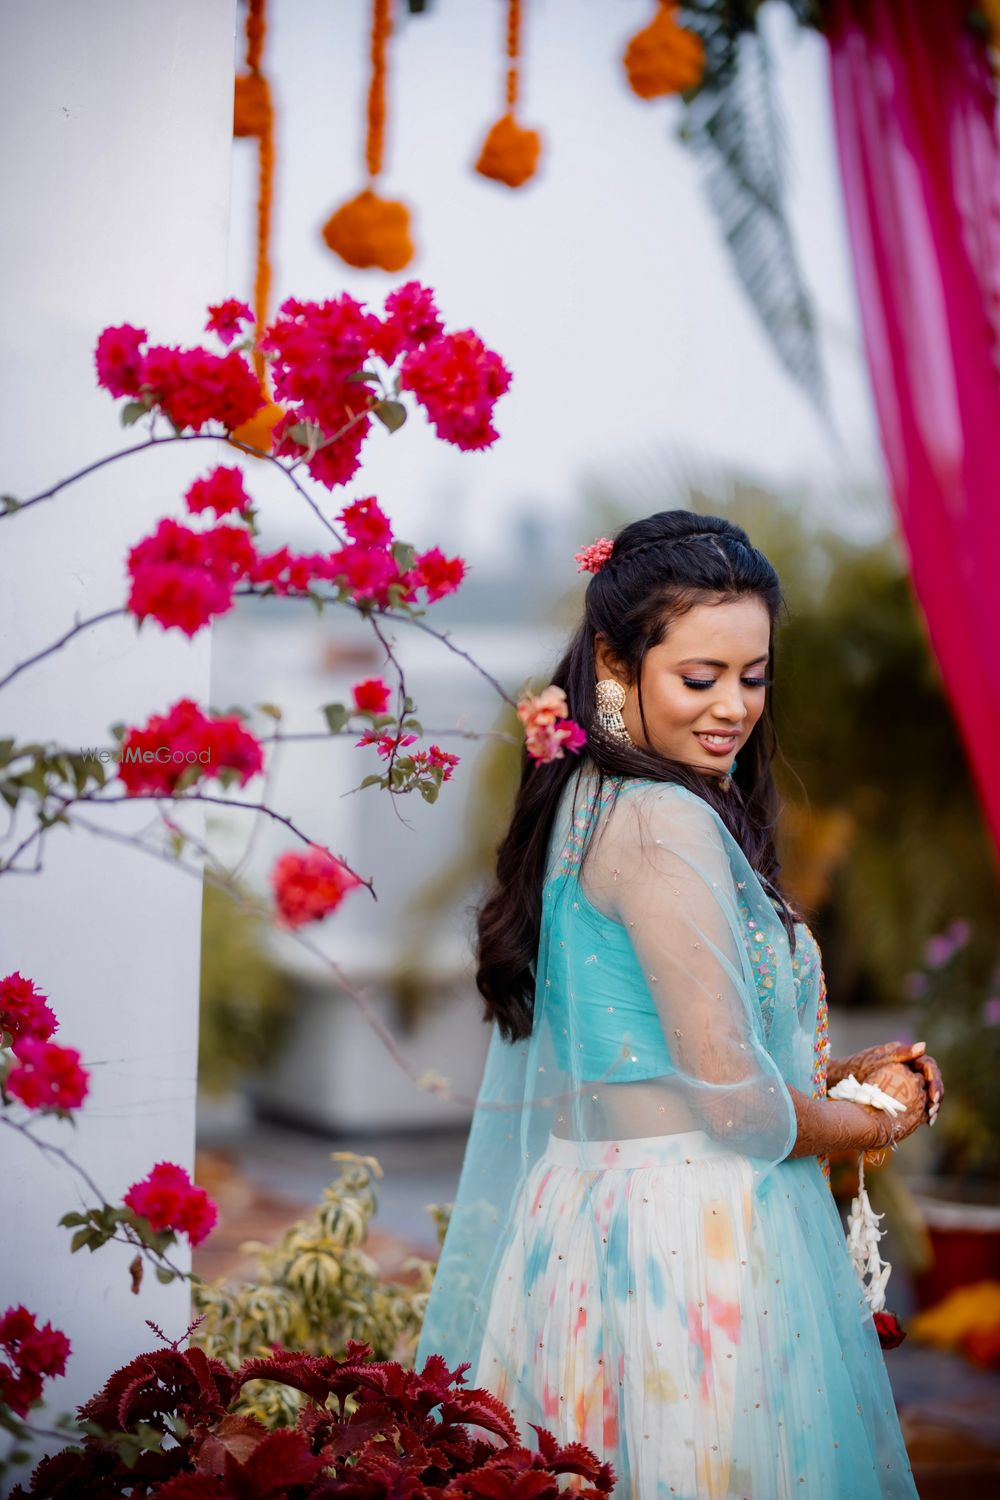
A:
[622,0,705,99]
[475,0,542,189]
[828,1072,906,1341]
[323,0,415,272]
[231,0,284,454]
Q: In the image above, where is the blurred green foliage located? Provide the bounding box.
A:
[193,1154,442,1422]
[198,879,291,1096]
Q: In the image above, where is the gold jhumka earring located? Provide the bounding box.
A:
[595,679,633,746]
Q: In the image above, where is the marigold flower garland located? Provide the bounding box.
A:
[323,0,415,272]
[230,0,284,453]
[475,0,542,190]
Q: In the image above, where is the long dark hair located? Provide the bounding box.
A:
[477,509,796,1042]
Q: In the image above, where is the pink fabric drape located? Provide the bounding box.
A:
[826,0,1000,863]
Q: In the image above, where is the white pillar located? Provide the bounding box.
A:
[0,0,236,1444]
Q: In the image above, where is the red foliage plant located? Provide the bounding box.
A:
[12,1338,616,1499]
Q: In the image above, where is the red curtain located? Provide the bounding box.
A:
[826,0,1000,862]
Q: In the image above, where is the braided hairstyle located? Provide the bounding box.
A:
[477,508,795,1042]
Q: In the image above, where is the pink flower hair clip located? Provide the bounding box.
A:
[574,537,614,574]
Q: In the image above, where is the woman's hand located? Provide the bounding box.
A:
[830,1039,943,1126]
[862,1061,929,1146]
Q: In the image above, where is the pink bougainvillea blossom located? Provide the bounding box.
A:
[412,547,465,603]
[0,1306,71,1418]
[417,744,460,782]
[270,845,363,928]
[356,728,418,759]
[574,537,614,574]
[337,495,394,550]
[94,324,148,399]
[118,698,264,797]
[271,401,371,491]
[0,972,58,1049]
[130,342,263,433]
[374,280,444,364]
[124,1162,218,1247]
[6,1040,89,1113]
[184,466,253,520]
[351,677,392,714]
[400,329,511,451]
[262,295,381,411]
[204,298,254,347]
[517,684,587,764]
[126,518,257,636]
[326,542,403,604]
[247,545,341,597]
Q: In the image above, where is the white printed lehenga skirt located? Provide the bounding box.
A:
[474,1131,918,1500]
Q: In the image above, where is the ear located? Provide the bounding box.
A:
[594,634,627,684]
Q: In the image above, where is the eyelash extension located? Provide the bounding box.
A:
[682,677,773,690]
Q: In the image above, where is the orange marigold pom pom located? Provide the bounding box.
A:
[623,3,704,99]
[233,72,272,137]
[475,112,542,189]
[321,188,414,272]
[229,399,284,457]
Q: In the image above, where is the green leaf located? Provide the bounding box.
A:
[0,740,15,767]
[59,1211,88,1228]
[306,589,325,617]
[420,783,440,805]
[402,717,422,733]
[345,369,380,384]
[109,722,126,743]
[360,774,385,790]
[391,541,416,574]
[286,420,322,447]
[322,703,350,734]
[70,1228,95,1253]
[257,702,283,721]
[0,494,21,514]
[0,782,20,811]
[155,1266,176,1285]
[120,400,147,427]
[374,400,407,433]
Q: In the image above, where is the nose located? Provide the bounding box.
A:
[711,680,748,724]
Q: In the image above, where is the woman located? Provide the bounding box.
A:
[417,510,943,1498]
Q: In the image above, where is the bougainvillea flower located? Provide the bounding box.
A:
[0,1306,71,1418]
[118,697,264,797]
[374,280,445,364]
[419,744,460,781]
[124,1162,218,1247]
[205,298,254,346]
[127,518,257,636]
[270,845,363,929]
[5,1040,89,1112]
[0,972,58,1049]
[516,685,587,764]
[351,677,392,714]
[94,324,148,399]
[355,729,418,759]
[337,496,394,549]
[412,547,465,603]
[133,343,264,434]
[184,466,253,519]
[400,329,511,450]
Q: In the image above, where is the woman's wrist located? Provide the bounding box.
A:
[787,1089,892,1158]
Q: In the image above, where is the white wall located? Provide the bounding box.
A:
[0,0,236,1456]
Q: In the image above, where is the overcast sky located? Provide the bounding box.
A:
[226,0,887,564]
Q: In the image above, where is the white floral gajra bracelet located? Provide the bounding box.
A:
[827,1073,905,1314]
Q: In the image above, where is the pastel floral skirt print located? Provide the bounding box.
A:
[474,1132,918,1499]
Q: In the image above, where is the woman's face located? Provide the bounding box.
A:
[596,595,771,776]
